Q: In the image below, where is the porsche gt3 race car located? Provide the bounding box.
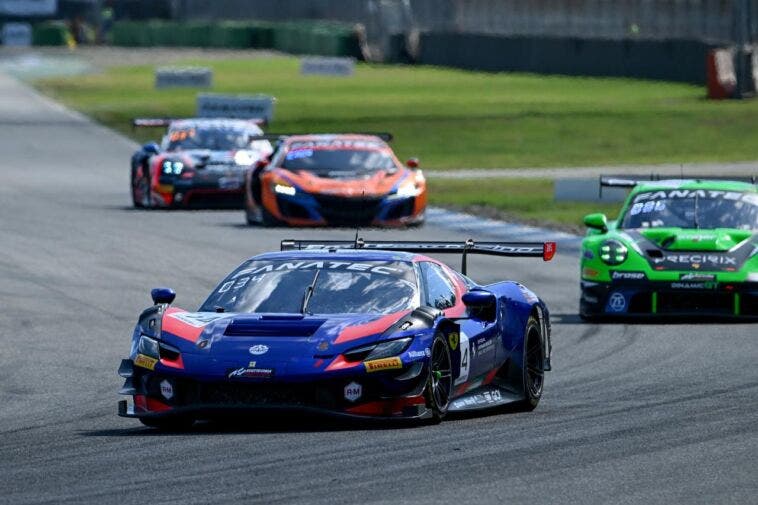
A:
[130,118,273,208]
[580,177,758,319]
[244,133,426,226]
[117,238,557,429]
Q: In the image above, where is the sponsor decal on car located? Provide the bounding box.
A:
[473,338,495,357]
[159,380,174,400]
[611,271,647,280]
[670,282,718,290]
[447,332,459,351]
[606,292,627,313]
[169,312,227,328]
[228,367,274,379]
[406,349,430,359]
[364,357,402,373]
[249,345,269,355]
[344,382,362,402]
[134,354,158,370]
[451,388,503,409]
[680,273,716,281]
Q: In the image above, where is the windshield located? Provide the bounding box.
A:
[281,146,397,175]
[200,259,419,315]
[165,127,251,151]
[621,189,758,230]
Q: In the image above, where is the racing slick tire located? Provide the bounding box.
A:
[130,166,144,208]
[424,332,453,423]
[262,207,285,227]
[132,168,153,209]
[516,316,544,411]
[139,415,194,431]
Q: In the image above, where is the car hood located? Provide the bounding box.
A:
[636,228,754,252]
[159,308,409,356]
[273,167,407,197]
[169,149,263,170]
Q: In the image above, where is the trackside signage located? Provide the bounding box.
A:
[300,57,355,77]
[1,22,31,46]
[155,67,212,89]
[196,94,275,124]
[0,0,56,16]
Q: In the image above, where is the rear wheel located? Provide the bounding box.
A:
[517,316,544,411]
[424,333,452,423]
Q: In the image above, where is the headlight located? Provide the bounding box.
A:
[273,183,296,196]
[137,334,160,359]
[162,160,184,175]
[395,182,419,198]
[365,337,412,361]
[600,240,628,265]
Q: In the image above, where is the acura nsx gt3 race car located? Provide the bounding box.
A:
[580,177,758,319]
[244,133,426,226]
[117,238,557,429]
[130,118,273,208]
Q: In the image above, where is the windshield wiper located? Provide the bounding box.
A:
[300,270,321,315]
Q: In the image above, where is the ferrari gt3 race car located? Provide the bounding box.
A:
[244,133,426,226]
[580,177,758,319]
[130,118,273,208]
[117,238,556,429]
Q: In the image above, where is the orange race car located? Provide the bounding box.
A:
[244,133,426,227]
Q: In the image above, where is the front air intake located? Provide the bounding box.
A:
[224,316,325,337]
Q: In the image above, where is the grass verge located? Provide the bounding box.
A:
[427,178,622,233]
[34,56,758,169]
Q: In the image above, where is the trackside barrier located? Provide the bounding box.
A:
[155,67,213,89]
[110,20,362,58]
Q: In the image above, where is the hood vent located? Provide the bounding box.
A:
[224,316,326,337]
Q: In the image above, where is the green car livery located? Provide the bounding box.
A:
[580,178,758,319]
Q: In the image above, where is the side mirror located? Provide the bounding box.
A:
[462,289,497,322]
[142,142,160,154]
[151,287,176,305]
[406,158,419,169]
[583,213,608,232]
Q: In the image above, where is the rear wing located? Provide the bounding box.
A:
[599,174,757,198]
[250,132,394,142]
[131,117,267,129]
[280,238,556,275]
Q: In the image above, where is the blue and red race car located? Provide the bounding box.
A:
[117,239,556,429]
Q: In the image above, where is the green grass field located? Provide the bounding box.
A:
[35,56,758,169]
[427,178,622,231]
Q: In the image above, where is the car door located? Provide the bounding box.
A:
[419,262,497,383]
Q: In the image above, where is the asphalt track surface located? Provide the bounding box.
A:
[1,73,757,505]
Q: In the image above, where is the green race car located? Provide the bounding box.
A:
[580,177,758,319]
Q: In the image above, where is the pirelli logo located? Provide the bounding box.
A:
[134,354,158,371]
[364,357,402,373]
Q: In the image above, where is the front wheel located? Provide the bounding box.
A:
[516,316,544,411]
[424,332,453,423]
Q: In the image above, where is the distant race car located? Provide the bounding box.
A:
[244,133,426,226]
[117,238,557,429]
[580,177,758,319]
[130,118,273,208]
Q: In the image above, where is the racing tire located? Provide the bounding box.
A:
[139,415,194,431]
[137,174,152,209]
[516,316,544,411]
[261,207,284,227]
[130,166,143,208]
[424,332,453,423]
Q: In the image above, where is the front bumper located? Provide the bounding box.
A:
[580,279,758,318]
[117,359,431,420]
[270,192,424,227]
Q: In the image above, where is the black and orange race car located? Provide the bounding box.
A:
[244,134,426,226]
[131,118,273,209]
